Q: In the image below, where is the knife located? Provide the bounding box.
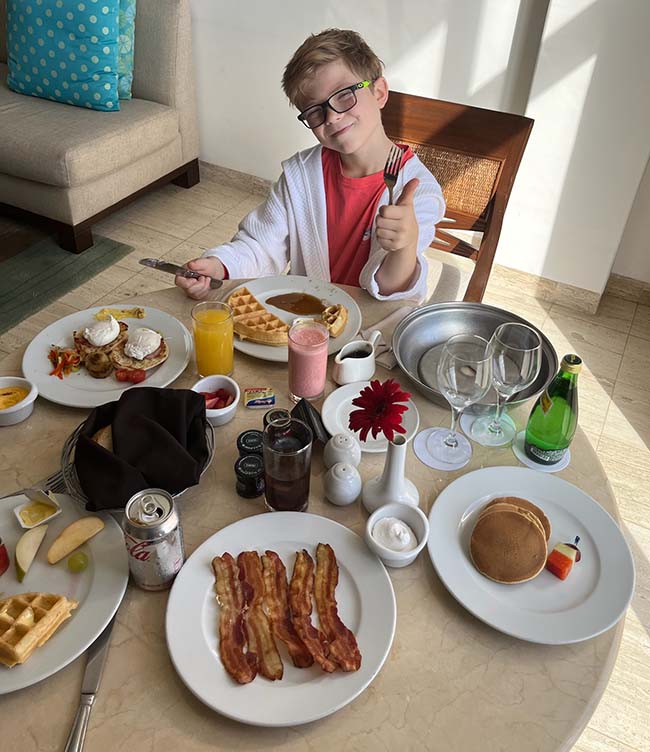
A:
[63,617,116,752]
[139,257,224,289]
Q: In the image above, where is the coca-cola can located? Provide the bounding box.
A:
[122,489,185,591]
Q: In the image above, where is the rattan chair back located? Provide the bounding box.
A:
[382,91,533,301]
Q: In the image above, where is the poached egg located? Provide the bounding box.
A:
[84,315,120,347]
[124,328,162,360]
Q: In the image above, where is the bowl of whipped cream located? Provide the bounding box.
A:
[364,502,429,568]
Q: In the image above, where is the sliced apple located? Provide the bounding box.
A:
[47,517,105,564]
[15,525,49,582]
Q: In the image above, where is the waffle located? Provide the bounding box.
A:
[227,287,290,346]
[227,287,348,345]
[0,593,78,667]
[322,304,348,337]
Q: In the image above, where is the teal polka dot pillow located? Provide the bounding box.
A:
[7,0,120,111]
[117,0,135,100]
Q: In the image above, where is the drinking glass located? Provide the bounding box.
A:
[263,417,313,512]
[288,319,329,403]
[470,322,542,447]
[191,301,234,377]
[426,334,493,467]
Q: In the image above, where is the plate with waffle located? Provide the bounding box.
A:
[427,467,635,644]
[0,493,128,693]
[224,276,362,363]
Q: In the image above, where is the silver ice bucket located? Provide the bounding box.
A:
[392,302,558,413]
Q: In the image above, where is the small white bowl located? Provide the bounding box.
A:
[191,374,240,427]
[0,377,38,427]
[13,491,62,529]
[365,502,430,568]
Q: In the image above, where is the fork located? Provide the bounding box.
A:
[0,469,67,501]
[383,144,403,205]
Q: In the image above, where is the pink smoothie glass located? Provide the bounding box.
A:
[288,319,329,403]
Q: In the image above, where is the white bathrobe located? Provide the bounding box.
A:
[203,145,445,302]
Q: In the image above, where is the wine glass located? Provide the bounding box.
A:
[425,334,493,467]
[470,322,542,447]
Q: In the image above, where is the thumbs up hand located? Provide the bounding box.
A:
[376,178,420,253]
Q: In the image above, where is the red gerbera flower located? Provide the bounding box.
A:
[348,379,412,442]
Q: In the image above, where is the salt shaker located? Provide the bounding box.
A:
[324,463,362,506]
[323,433,362,468]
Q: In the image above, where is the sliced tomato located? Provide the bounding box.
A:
[115,368,146,384]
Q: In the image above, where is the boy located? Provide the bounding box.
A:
[176,29,445,301]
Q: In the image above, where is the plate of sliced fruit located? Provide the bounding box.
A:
[21,305,192,409]
[0,492,128,693]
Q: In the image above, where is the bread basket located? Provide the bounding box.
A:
[61,419,215,511]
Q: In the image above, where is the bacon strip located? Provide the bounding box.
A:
[314,543,362,672]
[289,549,337,673]
[237,551,283,680]
[261,551,313,669]
[211,553,257,684]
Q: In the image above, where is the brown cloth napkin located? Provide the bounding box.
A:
[75,387,209,511]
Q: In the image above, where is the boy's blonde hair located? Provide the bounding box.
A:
[282,29,384,109]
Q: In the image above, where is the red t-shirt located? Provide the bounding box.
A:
[323,145,414,286]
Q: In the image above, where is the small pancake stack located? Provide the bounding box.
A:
[470,497,551,584]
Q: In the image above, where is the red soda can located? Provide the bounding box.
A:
[122,489,184,591]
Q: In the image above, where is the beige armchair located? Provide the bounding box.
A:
[0,0,199,252]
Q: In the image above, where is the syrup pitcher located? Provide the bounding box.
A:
[332,330,381,385]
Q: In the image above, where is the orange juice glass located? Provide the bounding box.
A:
[191,301,234,376]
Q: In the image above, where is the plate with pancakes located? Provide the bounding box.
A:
[427,467,635,644]
[22,306,192,408]
[222,276,362,363]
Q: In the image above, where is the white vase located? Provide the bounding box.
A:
[361,434,419,514]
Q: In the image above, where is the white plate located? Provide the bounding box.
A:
[225,276,362,363]
[22,306,192,408]
[165,513,396,726]
[0,494,128,693]
[322,381,420,453]
[427,467,635,644]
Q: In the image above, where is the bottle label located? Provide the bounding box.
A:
[540,389,553,415]
[527,444,567,465]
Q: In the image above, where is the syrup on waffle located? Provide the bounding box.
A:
[0,593,78,667]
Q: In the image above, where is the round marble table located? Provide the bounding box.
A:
[0,285,623,752]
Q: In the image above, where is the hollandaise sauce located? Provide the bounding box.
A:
[0,387,29,410]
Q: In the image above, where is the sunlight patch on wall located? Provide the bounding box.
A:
[466,0,519,97]
[386,24,447,98]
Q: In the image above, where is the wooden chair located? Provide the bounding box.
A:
[382,91,533,302]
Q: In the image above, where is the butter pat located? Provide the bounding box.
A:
[244,387,276,408]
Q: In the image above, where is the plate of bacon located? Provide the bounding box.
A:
[165,513,396,726]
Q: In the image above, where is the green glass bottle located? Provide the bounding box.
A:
[524,354,582,465]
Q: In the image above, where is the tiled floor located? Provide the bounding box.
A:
[2,168,649,751]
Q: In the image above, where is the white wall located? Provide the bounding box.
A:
[612,156,650,284]
[497,0,650,293]
[190,0,520,180]
[189,0,650,294]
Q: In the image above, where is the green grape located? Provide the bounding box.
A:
[67,551,89,573]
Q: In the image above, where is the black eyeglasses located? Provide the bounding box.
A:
[297,80,371,129]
